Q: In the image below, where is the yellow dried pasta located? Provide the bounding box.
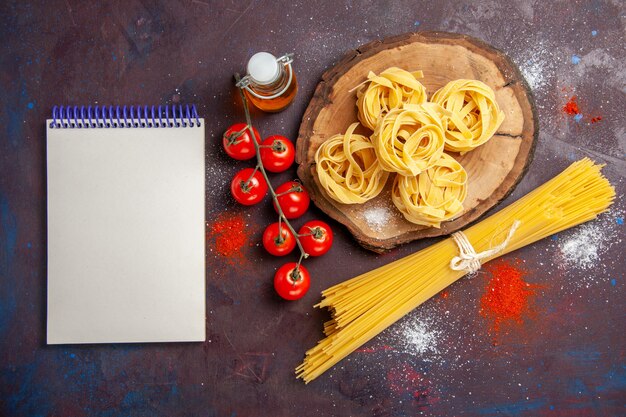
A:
[355,67,427,131]
[391,153,467,227]
[431,79,505,153]
[297,159,615,384]
[315,123,390,204]
[372,102,445,176]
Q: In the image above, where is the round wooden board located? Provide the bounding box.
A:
[296,32,537,253]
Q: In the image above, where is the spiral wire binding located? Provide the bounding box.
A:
[50,105,200,129]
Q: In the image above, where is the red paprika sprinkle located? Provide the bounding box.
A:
[563,96,580,115]
[480,259,536,337]
[212,215,246,256]
[591,116,603,123]
[207,212,251,264]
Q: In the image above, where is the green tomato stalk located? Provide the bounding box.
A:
[234,74,309,270]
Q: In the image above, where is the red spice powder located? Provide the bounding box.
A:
[480,259,536,338]
[207,212,251,262]
[563,96,580,115]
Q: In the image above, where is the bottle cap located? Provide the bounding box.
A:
[247,52,280,85]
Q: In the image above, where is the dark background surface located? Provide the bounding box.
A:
[1,1,625,416]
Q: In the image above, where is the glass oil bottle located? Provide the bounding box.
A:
[236,52,298,112]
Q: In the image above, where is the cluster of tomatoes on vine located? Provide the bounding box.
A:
[223,123,334,300]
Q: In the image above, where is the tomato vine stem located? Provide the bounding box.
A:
[242,165,260,189]
[224,125,249,145]
[234,74,309,266]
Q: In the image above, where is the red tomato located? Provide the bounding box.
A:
[260,135,295,173]
[222,123,261,160]
[230,168,267,205]
[298,220,333,256]
[273,181,310,219]
[274,263,311,300]
[263,222,296,256]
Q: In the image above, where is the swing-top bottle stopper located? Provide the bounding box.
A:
[237,52,298,113]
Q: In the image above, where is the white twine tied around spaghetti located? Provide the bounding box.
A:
[450,220,521,273]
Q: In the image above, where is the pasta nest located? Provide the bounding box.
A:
[431,79,505,153]
[355,67,427,131]
[391,153,468,228]
[372,103,445,176]
[315,123,390,204]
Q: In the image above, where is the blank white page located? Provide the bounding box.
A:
[46,120,205,344]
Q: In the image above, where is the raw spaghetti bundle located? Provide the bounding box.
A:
[297,159,615,383]
[355,67,427,131]
[315,123,390,204]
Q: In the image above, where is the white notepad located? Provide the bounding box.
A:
[46,106,205,344]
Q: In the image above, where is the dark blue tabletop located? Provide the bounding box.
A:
[1,1,624,416]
